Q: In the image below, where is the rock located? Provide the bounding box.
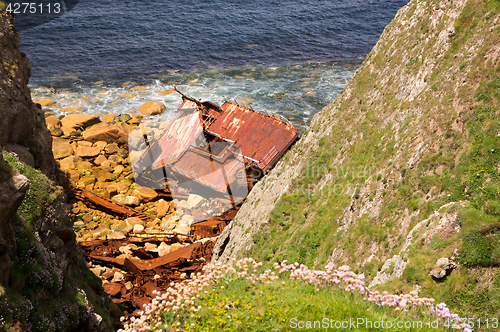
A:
[59,107,81,113]
[104,143,119,155]
[77,160,93,170]
[429,267,446,279]
[94,155,107,166]
[180,214,195,226]
[126,217,144,226]
[58,156,77,171]
[76,145,102,158]
[102,114,115,123]
[436,257,450,269]
[158,89,175,96]
[52,138,74,159]
[157,245,170,256]
[124,196,140,206]
[138,101,166,116]
[82,123,128,144]
[37,99,57,107]
[4,144,35,168]
[187,194,205,209]
[73,221,85,229]
[156,199,174,218]
[61,114,101,130]
[113,221,133,233]
[130,86,150,91]
[144,242,157,251]
[107,230,126,240]
[80,175,96,187]
[121,93,137,98]
[101,160,115,168]
[114,121,133,135]
[114,165,125,174]
[170,243,183,252]
[133,224,144,233]
[117,114,132,122]
[94,141,108,149]
[112,271,125,282]
[133,186,158,203]
[175,225,191,236]
[45,115,63,136]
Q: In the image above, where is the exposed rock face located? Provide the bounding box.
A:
[0,11,121,331]
[0,11,55,177]
[138,101,166,115]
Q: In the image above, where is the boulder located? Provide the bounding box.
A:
[429,267,446,279]
[61,114,101,130]
[111,195,140,206]
[107,230,126,240]
[114,165,125,174]
[133,224,144,233]
[58,156,77,171]
[36,99,57,107]
[82,123,128,144]
[45,115,63,136]
[104,143,119,155]
[52,138,74,159]
[156,199,174,218]
[102,114,115,123]
[125,217,144,226]
[174,225,191,236]
[76,145,102,158]
[138,101,166,116]
[94,155,107,166]
[133,186,158,203]
[158,89,175,96]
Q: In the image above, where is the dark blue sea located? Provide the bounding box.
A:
[17,0,408,129]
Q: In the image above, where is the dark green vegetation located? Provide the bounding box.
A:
[0,153,121,332]
[246,0,500,323]
[3,151,58,225]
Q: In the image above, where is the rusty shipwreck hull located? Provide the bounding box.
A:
[132,89,300,214]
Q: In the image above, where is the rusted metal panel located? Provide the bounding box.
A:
[207,101,299,172]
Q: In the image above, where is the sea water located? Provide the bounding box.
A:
[19,0,408,130]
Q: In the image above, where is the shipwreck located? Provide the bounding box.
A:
[130,88,300,222]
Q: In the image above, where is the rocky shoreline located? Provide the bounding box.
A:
[42,102,235,316]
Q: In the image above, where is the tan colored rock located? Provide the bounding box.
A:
[78,140,92,147]
[170,243,183,252]
[114,121,133,135]
[158,89,175,96]
[94,155,107,166]
[138,101,166,116]
[82,123,128,144]
[102,114,115,122]
[52,138,74,159]
[175,225,191,236]
[58,155,77,171]
[121,93,137,98]
[107,230,126,240]
[59,107,82,113]
[114,165,125,174]
[133,224,144,233]
[36,99,57,107]
[156,199,174,219]
[76,145,102,158]
[125,217,144,226]
[61,114,101,130]
[94,141,108,149]
[133,186,158,203]
[187,194,205,209]
[101,160,115,168]
[130,86,150,91]
[45,115,63,136]
[104,143,119,154]
[77,160,93,170]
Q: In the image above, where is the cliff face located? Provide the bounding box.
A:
[0,9,121,331]
[214,0,500,318]
[0,11,55,175]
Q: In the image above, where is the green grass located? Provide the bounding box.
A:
[157,269,444,332]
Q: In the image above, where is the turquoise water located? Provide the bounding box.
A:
[32,61,356,131]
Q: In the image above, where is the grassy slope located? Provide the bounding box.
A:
[244,0,500,321]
